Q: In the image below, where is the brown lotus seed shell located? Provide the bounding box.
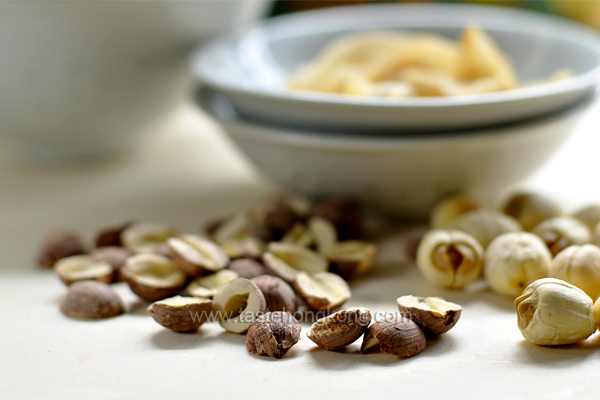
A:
[60,281,124,319]
[397,296,462,336]
[94,222,133,248]
[228,258,269,279]
[251,275,297,313]
[307,307,372,350]
[147,296,213,333]
[313,198,365,241]
[123,255,187,302]
[91,247,132,283]
[361,318,426,357]
[250,200,300,242]
[38,231,86,268]
[246,311,301,359]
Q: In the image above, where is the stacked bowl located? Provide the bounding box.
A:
[191,3,600,217]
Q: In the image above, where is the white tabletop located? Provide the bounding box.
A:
[2,101,600,400]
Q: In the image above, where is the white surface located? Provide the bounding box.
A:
[2,101,600,399]
[191,3,600,131]
[205,88,591,218]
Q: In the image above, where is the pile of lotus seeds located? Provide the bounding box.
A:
[418,192,600,346]
[39,197,461,359]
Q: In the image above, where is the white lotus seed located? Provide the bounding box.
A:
[484,232,551,297]
[515,278,596,346]
[417,229,483,289]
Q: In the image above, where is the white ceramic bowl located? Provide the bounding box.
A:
[200,88,594,218]
[191,3,600,133]
[0,1,269,161]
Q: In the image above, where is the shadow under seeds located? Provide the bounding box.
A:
[363,259,413,281]
[511,334,600,366]
[247,345,303,362]
[433,284,516,312]
[150,327,213,350]
[127,299,151,317]
[307,343,418,369]
[423,333,459,355]
[217,330,247,346]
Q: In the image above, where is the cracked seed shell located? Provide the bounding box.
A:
[361,318,426,357]
[307,307,371,350]
[246,311,301,359]
[147,296,213,333]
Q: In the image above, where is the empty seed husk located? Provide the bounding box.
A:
[168,234,229,277]
[121,223,178,254]
[281,223,314,248]
[213,278,267,334]
[54,255,113,286]
[293,271,351,311]
[206,211,252,244]
[147,296,213,333]
[38,231,86,268]
[396,296,462,336]
[308,216,338,252]
[307,307,372,350]
[322,241,378,281]
[153,243,173,259]
[186,269,239,298]
[221,237,265,260]
[123,254,187,302]
[262,242,328,283]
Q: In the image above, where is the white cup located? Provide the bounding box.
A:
[0,1,268,162]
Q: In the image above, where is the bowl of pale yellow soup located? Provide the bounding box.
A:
[191,3,600,133]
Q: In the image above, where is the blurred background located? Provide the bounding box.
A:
[0,0,598,164]
[271,0,600,28]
